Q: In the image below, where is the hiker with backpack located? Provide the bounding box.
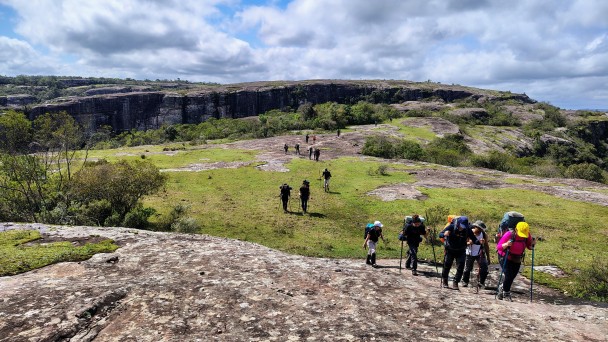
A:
[322,168,331,192]
[438,216,479,289]
[363,221,385,267]
[299,180,311,213]
[462,220,491,289]
[295,143,300,155]
[314,148,321,161]
[496,221,534,301]
[284,143,289,154]
[279,183,292,212]
[402,214,427,276]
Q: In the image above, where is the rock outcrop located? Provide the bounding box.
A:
[24,81,535,132]
[0,223,606,342]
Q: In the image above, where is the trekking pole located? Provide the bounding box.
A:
[530,241,535,303]
[430,227,439,276]
[399,239,404,273]
[495,245,511,299]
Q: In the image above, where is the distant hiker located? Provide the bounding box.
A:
[284,143,288,154]
[279,183,292,212]
[314,148,321,161]
[322,168,332,192]
[439,216,479,289]
[363,221,385,267]
[312,135,316,143]
[402,214,427,276]
[305,133,309,143]
[337,129,341,137]
[462,220,490,288]
[308,146,313,160]
[496,222,534,301]
[295,143,300,155]
[299,180,311,213]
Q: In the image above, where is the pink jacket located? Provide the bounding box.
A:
[496,231,532,257]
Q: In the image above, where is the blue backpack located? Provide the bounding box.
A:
[498,211,525,237]
[364,223,374,239]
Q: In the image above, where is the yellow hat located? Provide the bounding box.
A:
[516,222,529,238]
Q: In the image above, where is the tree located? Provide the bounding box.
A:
[0,110,32,154]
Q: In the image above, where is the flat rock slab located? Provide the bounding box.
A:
[0,223,606,341]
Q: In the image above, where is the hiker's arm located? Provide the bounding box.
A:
[439,226,450,238]
[363,235,369,249]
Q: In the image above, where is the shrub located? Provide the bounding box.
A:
[470,151,514,172]
[362,135,397,159]
[122,204,156,229]
[564,163,605,183]
[171,217,201,234]
[572,257,608,302]
[395,140,424,161]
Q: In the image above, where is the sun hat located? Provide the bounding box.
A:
[472,220,487,230]
[516,221,529,238]
[373,220,383,228]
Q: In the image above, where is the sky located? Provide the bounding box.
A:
[0,0,606,110]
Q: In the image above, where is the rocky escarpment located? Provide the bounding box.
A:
[24,80,535,132]
[0,223,606,342]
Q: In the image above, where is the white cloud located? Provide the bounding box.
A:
[0,36,58,74]
[0,0,606,108]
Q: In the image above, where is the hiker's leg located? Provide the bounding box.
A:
[462,255,475,284]
[454,251,466,283]
[479,256,489,284]
[442,250,454,280]
[405,244,413,268]
[411,245,419,270]
[502,260,520,293]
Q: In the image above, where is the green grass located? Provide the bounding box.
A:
[52,142,608,299]
[0,230,119,276]
[389,118,438,141]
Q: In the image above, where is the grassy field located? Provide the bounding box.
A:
[0,230,119,276]
[57,142,608,298]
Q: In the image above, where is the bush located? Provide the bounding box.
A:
[122,204,156,229]
[564,163,605,183]
[395,140,424,161]
[470,151,514,172]
[362,135,397,159]
[171,217,201,234]
[573,257,608,302]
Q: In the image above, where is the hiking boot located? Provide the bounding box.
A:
[441,278,449,288]
[405,265,411,270]
[366,255,372,265]
[503,291,512,302]
[412,270,418,276]
[452,281,459,290]
[462,282,469,288]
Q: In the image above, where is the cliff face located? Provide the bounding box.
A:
[25,81,534,132]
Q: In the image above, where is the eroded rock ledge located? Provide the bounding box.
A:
[0,223,606,341]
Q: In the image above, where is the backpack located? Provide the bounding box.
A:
[400,216,426,241]
[498,211,525,238]
[364,223,374,239]
[441,215,462,244]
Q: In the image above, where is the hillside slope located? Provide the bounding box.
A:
[0,223,606,342]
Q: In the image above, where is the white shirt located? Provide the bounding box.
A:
[466,231,484,256]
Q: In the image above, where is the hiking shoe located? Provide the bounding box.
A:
[412,270,418,276]
[462,282,469,288]
[452,281,459,290]
[441,279,449,288]
[503,291,512,302]
[405,265,411,269]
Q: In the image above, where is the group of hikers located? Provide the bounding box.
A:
[284,133,327,161]
[279,169,332,213]
[364,212,535,302]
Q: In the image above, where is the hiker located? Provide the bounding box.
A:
[279,183,292,212]
[305,133,309,144]
[322,168,331,192]
[439,216,479,289]
[299,180,310,213]
[462,220,491,288]
[363,221,385,267]
[314,148,320,161]
[402,214,427,276]
[313,135,316,143]
[309,146,313,160]
[284,143,288,154]
[496,221,534,301]
[337,129,340,137]
[295,143,300,155]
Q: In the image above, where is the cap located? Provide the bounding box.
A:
[472,220,486,230]
[373,220,383,228]
[412,216,422,223]
[303,180,310,184]
[516,222,529,238]
[457,216,469,229]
